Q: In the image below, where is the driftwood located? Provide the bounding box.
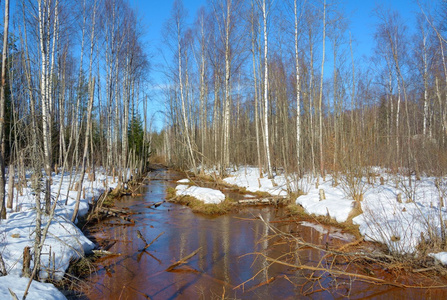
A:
[244,276,277,293]
[99,208,134,223]
[105,207,129,215]
[137,230,165,251]
[143,232,165,250]
[166,247,201,272]
[147,200,165,209]
[412,267,437,273]
[238,196,285,205]
[137,230,148,245]
[138,250,162,264]
[92,249,120,256]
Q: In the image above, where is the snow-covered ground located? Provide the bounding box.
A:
[0,275,66,300]
[0,170,118,299]
[181,166,447,265]
[223,167,288,197]
[175,180,225,204]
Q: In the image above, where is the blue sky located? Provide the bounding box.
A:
[130,0,422,131]
[131,0,207,130]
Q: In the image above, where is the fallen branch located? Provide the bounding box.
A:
[336,237,364,252]
[137,230,148,245]
[412,267,437,273]
[103,241,116,252]
[166,247,201,272]
[122,285,152,300]
[100,208,134,223]
[87,191,106,222]
[264,256,402,287]
[269,219,298,224]
[245,276,277,293]
[8,289,18,300]
[147,200,165,208]
[138,251,162,264]
[92,249,120,256]
[143,231,165,250]
[238,196,285,205]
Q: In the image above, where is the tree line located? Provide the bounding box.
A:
[159,0,447,181]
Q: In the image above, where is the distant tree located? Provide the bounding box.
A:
[128,114,146,158]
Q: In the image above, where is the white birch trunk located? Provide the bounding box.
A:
[318,0,326,176]
[176,12,197,173]
[251,1,262,175]
[262,0,273,178]
[422,34,429,137]
[0,0,10,219]
[222,0,232,173]
[294,0,301,174]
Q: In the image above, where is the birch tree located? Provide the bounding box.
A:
[294,0,303,174]
[72,0,97,222]
[260,0,273,178]
[38,0,59,214]
[318,0,326,176]
[0,0,10,220]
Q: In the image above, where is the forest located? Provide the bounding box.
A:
[0,0,447,298]
[159,0,447,181]
[0,0,150,220]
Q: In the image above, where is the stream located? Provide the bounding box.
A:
[82,169,447,299]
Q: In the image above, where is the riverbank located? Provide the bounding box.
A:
[174,166,447,270]
[0,170,120,299]
[84,168,447,298]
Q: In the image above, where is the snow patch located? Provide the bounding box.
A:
[429,252,447,265]
[0,169,118,293]
[176,184,225,204]
[223,167,288,197]
[0,275,66,300]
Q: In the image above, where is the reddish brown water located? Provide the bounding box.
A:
[84,170,447,299]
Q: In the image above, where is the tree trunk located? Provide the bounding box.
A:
[0,0,10,219]
[262,0,273,179]
[294,0,301,174]
[318,0,326,176]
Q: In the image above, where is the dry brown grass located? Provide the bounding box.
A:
[171,195,238,215]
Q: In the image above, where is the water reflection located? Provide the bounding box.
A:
[85,170,447,299]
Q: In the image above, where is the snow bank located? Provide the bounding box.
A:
[176,184,225,204]
[223,167,447,257]
[353,177,446,254]
[1,211,95,280]
[192,167,447,257]
[295,176,354,223]
[223,167,288,197]
[0,170,118,298]
[0,275,66,300]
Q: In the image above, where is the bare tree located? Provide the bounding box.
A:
[259,0,273,178]
[0,0,10,220]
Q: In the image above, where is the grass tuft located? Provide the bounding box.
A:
[172,195,237,215]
